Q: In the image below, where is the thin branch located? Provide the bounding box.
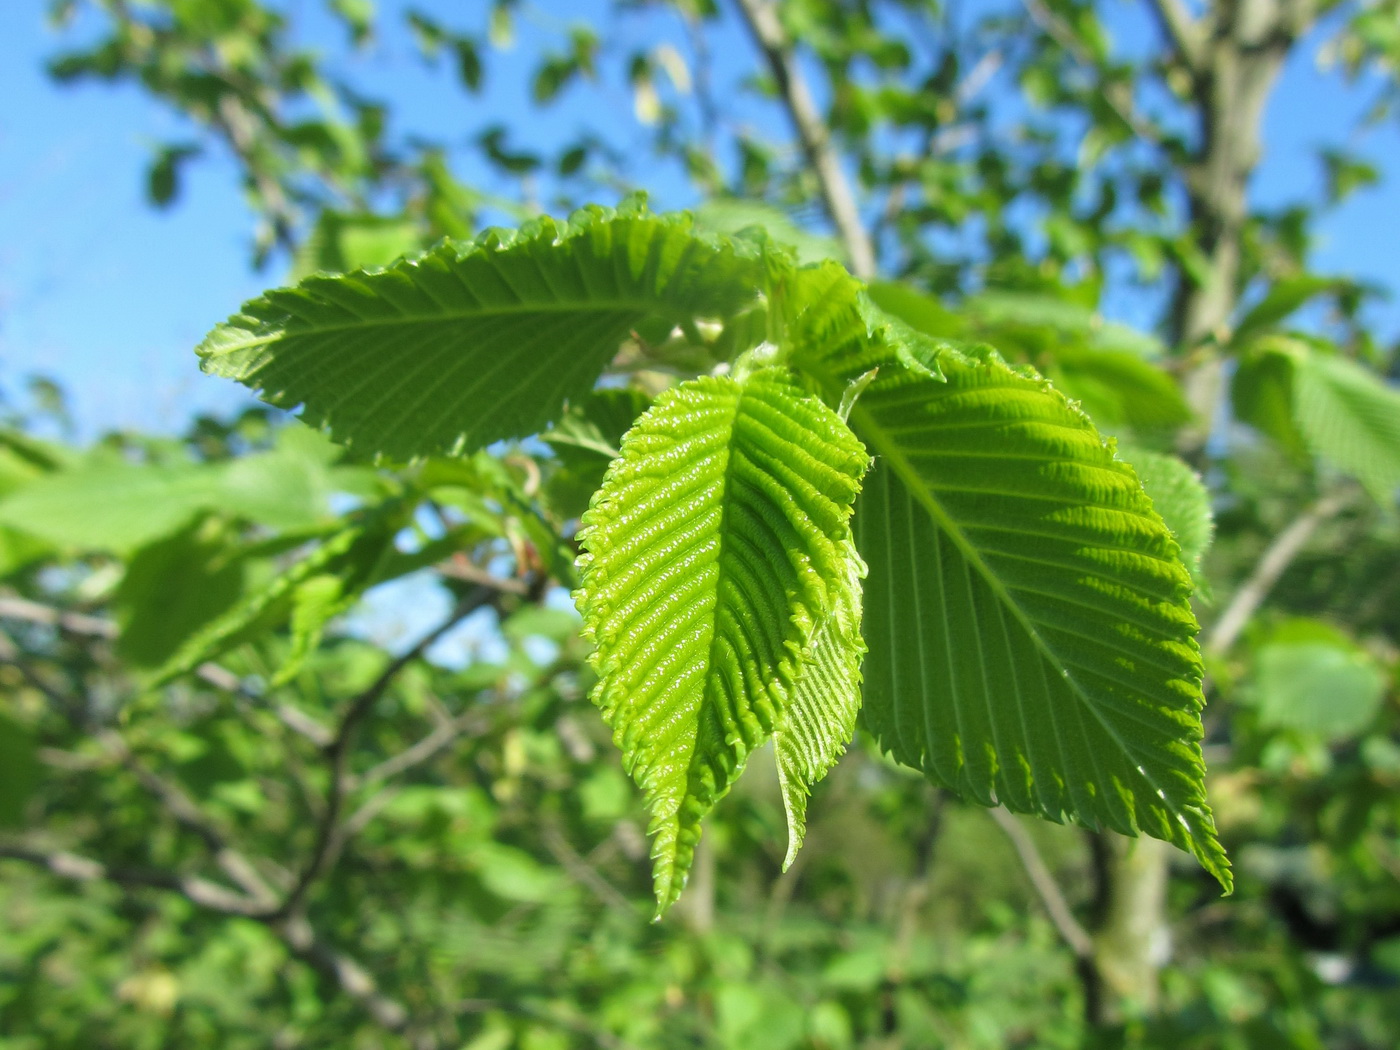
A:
[0,595,116,638]
[0,843,418,1041]
[1205,487,1354,658]
[731,0,876,278]
[1144,0,1205,70]
[989,807,1095,960]
[0,844,265,915]
[1020,0,1166,150]
[354,708,489,789]
[275,585,502,920]
[539,822,638,918]
[0,595,332,745]
[94,729,283,909]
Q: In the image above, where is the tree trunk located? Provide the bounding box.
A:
[1089,0,1313,1024]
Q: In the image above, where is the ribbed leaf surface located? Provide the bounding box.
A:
[199,204,771,460]
[576,370,868,912]
[774,538,865,870]
[1291,348,1400,505]
[791,278,1229,889]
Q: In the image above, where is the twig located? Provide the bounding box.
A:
[989,807,1095,960]
[436,557,530,595]
[94,728,283,909]
[0,595,117,638]
[0,595,332,745]
[1205,487,1354,658]
[354,708,489,789]
[0,844,265,915]
[1020,0,1165,150]
[539,822,638,917]
[275,586,501,920]
[0,843,418,1040]
[1144,0,1206,70]
[731,0,876,278]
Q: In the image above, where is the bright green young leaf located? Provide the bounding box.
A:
[1248,619,1388,740]
[791,278,1230,890]
[1290,346,1400,504]
[199,202,775,461]
[773,538,865,870]
[1119,448,1215,588]
[575,369,868,912]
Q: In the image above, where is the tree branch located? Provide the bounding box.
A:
[0,594,333,745]
[989,807,1095,960]
[1205,487,1354,658]
[1020,0,1166,150]
[0,844,265,914]
[1144,0,1205,70]
[94,728,284,908]
[731,0,876,278]
[275,585,503,920]
[0,843,418,1041]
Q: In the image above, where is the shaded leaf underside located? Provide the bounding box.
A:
[774,538,865,870]
[792,275,1229,889]
[576,370,867,912]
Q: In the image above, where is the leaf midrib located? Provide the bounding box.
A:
[850,396,1203,830]
[202,299,678,358]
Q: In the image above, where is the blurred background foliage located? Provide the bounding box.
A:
[2,0,1400,1047]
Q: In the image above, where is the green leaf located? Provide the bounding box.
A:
[1119,448,1214,588]
[0,711,41,828]
[1231,348,1308,459]
[1048,348,1192,429]
[0,455,218,553]
[289,210,425,282]
[575,370,868,912]
[1231,276,1344,348]
[114,520,246,669]
[792,282,1229,890]
[1248,619,1388,740]
[149,505,404,687]
[1290,346,1400,504]
[694,198,844,266]
[200,203,774,461]
[774,538,865,870]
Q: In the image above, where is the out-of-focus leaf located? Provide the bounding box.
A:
[1248,619,1388,740]
[289,210,424,282]
[1050,348,1192,428]
[114,521,246,669]
[694,199,843,265]
[1231,276,1344,348]
[0,455,218,553]
[1290,346,1400,504]
[149,504,406,686]
[0,711,40,828]
[1231,348,1308,458]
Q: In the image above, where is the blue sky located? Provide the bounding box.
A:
[1,0,1396,440]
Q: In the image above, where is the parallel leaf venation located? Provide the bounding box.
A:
[786,282,1228,887]
[199,205,777,460]
[576,369,868,911]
